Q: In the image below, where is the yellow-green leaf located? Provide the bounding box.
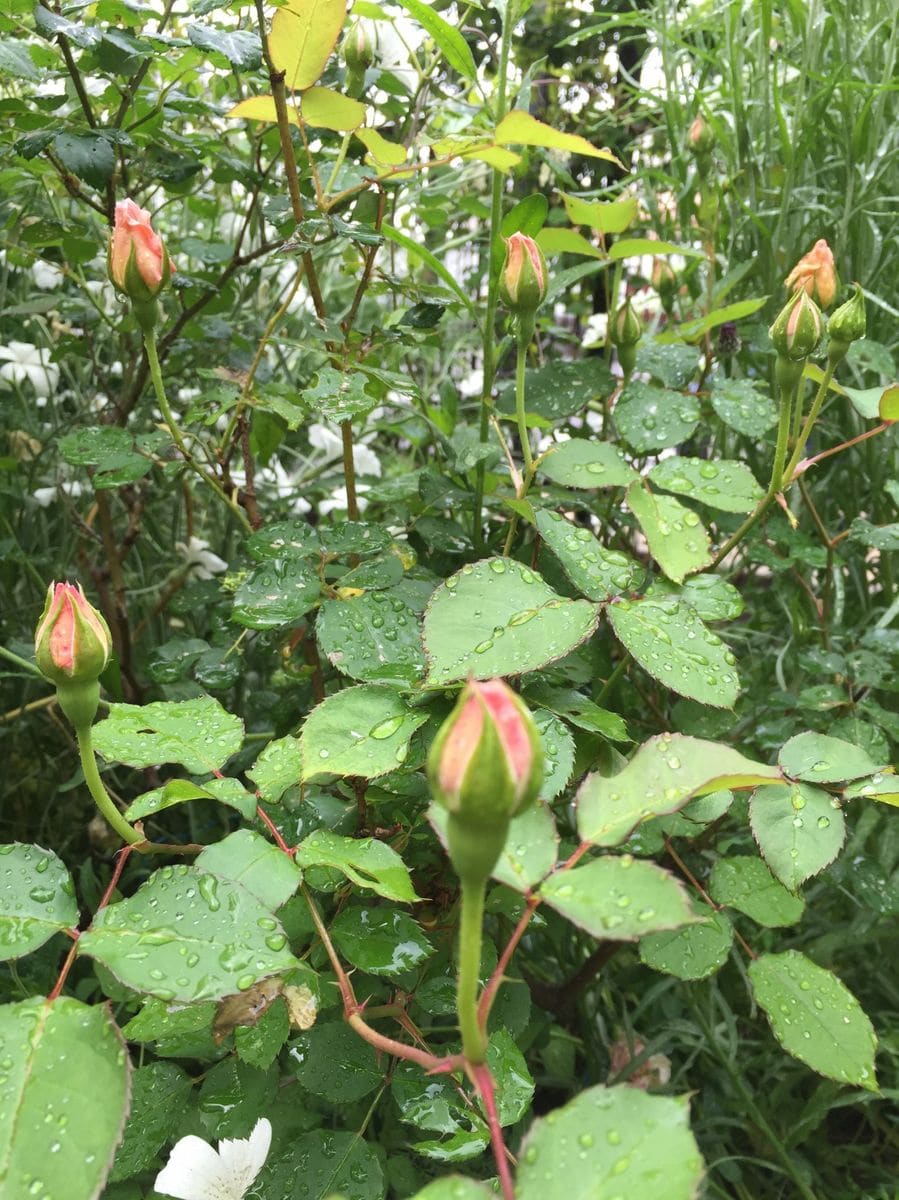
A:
[355,127,406,165]
[879,383,899,421]
[396,0,476,79]
[302,86,365,130]
[495,110,624,167]
[536,228,604,259]
[559,192,637,233]
[464,145,521,171]
[270,0,348,91]
[227,95,300,127]
[608,238,704,261]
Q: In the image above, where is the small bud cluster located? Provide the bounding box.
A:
[771,239,865,373]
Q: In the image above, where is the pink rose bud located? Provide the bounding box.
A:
[108,199,171,303]
[784,239,839,310]
[34,582,112,686]
[428,678,544,882]
[499,232,548,317]
[687,115,715,155]
[769,289,822,362]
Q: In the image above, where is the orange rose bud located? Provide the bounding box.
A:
[499,232,548,317]
[784,238,839,310]
[108,199,172,304]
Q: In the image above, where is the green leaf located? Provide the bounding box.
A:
[269,0,347,90]
[495,109,623,166]
[614,383,700,452]
[0,997,130,1200]
[578,733,782,847]
[429,801,558,894]
[0,39,40,79]
[609,237,706,261]
[848,518,899,551]
[110,1062,191,1182]
[92,697,244,773]
[536,227,604,258]
[0,844,78,961]
[124,777,257,822]
[409,1180,494,1200]
[487,1028,535,1125]
[289,1021,382,1101]
[187,23,261,67]
[197,1056,277,1137]
[78,863,298,1002]
[656,297,768,343]
[750,783,846,889]
[316,591,426,686]
[534,709,576,803]
[356,126,408,166]
[53,132,116,188]
[195,830,302,910]
[677,575,745,622]
[524,684,628,741]
[266,1130,385,1200]
[559,193,638,233]
[501,193,550,239]
[537,439,638,489]
[301,85,365,129]
[778,731,882,784]
[122,998,216,1045]
[536,509,644,601]
[498,359,616,421]
[382,223,476,315]
[247,736,303,804]
[423,558,598,685]
[635,339,702,389]
[235,997,290,1070]
[609,596,739,706]
[302,366,375,423]
[639,905,734,979]
[648,456,764,514]
[517,1085,704,1200]
[300,685,427,780]
[626,484,711,583]
[331,904,434,977]
[391,1058,488,1158]
[231,559,321,629]
[540,855,697,938]
[709,856,806,927]
[710,378,779,437]
[843,771,899,807]
[397,0,476,78]
[295,829,419,902]
[749,951,878,1090]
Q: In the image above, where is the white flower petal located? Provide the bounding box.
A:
[155,1120,271,1200]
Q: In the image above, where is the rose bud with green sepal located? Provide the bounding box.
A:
[499,232,548,319]
[769,289,822,363]
[427,678,543,883]
[610,299,643,380]
[108,198,172,330]
[827,282,866,365]
[35,582,112,729]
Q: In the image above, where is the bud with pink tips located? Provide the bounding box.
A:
[428,678,543,882]
[499,232,548,319]
[108,199,172,327]
[784,238,839,310]
[35,582,112,686]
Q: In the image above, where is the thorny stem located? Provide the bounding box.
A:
[470,1062,516,1200]
[514,334,533,477]
[478,895,539,1026]
[143,330,252,531]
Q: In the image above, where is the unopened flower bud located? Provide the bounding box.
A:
[784,239,839,310]
[35,582,112,729]
[769,289,822,362]
[108,199,172,329]
[610,300,642,379]
[427,679,543,882]
[827,282,866,364]
[687,115,715,156]
[651,258,676,311]
[499,233,548,318]
[343,21,375,73]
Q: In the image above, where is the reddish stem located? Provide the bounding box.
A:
[255,804,293,854]
[790,421,890,481]
[478,894,539,1026]
[470,1061,516,1200]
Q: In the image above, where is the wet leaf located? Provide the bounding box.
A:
[92,697,244,773]
[541,855,696,938]
[639,903,733,979]
[614,382,700,452]
[0,844,78,961]
[316,590,426,686]
[300,685,428,780]
[648,456,764,513]
[536,510,645,601]
[709,856,805,927]
[295,829,419,902]
[626,484,712,583]
[750,783,846,889]
[110,1062,190,1181]
[778,732,883,784]
[537,440,637,489]
[331,904,434,977]
[196,830,302,910]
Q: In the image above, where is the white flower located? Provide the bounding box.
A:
[31,261,65,290]
[32,480,84,508]
[0,341,59,397]
[175,537,229,580]
[581,312,608,349]
[307,422,382,477]
[155,1117,271,1200]
[319,483,370,516]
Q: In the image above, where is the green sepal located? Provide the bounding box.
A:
[56,679,101,731]
[446,812,510,886]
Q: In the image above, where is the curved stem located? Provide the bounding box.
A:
[143,330,252,532]
[75,724,143,846]
[457,876,488,1064]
